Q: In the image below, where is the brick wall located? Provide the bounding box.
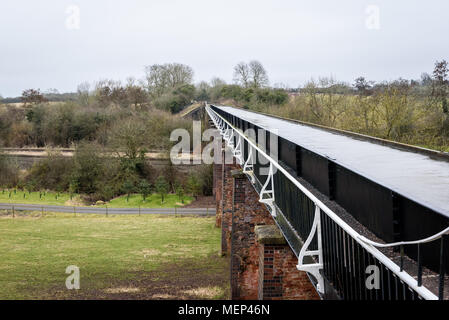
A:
[213,157,320,300]
[230,170,275,300]
[258,244,320,300]
[213,162,222,228]
[220,153,237,256]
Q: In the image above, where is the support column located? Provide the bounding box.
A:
[255,225,320,300]
[230,169,275,300]
[221,149,237,256]
[213,162,222,228]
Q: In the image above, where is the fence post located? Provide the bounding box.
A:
[74,206,76,217]
[41,206,44,218]
[139,205,141,216]
[12,205,14,218]
[106,205,108,217]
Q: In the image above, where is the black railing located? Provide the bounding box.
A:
[208,105,447,300]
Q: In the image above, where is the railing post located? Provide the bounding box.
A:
[297,204,324,294]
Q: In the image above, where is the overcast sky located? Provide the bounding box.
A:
[1,0,448,97]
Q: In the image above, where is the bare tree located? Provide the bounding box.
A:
[144,63,194,98]
[432,60,448,113]
[302,77,349,126]
[94,79,131,108]
[110,118,148,162]
[248,60,269,88]
[376,80,412,139]
[210,77,226,88]
[233,60,269,88]
[77,82,90,106]
[233,62,250,87]
[126,77,148,109]
[353,77,376,133]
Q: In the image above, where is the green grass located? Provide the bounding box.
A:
[99,194,193,208]
[0,190,194,208]
[0,190,71,206]
[0,213,228,299]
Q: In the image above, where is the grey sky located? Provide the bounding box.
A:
[1,0,448,97]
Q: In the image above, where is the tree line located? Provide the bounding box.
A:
[231,60,449,151]
[0,59,447,203]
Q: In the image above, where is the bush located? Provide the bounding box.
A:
[0,153,20,188]
[25,152,73,191]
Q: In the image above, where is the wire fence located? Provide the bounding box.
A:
[0,203,216,217]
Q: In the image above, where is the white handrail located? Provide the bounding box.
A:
[358,227,449,248]
[207,105,439,300]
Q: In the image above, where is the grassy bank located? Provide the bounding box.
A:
[0,190,194,208]
[0,213,228,299]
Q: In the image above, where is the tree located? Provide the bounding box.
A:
[0,152,19,188]
[302,77,349,126]
[21,89,47,107]
[139,179,151,201]
[233,60,269,89]
[354,77,374,96]
[144,63,194,98]
[122,179,135,202]
[233,62,250,87]
[432,60,449,113]
[210,77,226,88]
[77,82,90,106]
[248,60,269,88]
[196,81,211,101]
[186,174,201,200]
[27,151,73,192]
[126,77,148,109]
[376,80,413,139]
[175,183,185,204]
[155,175,169,204]
[353,77,376,133]
[94,79,130,108]
[71,142,103,194]
[110,118,148,175]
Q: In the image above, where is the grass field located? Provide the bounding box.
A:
[0,190,194,208]
[0,212,228,299]
[97,194,194,208]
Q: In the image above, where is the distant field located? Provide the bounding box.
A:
[0,190,194,208]
[1,101,61,109]
[0,213,228,299]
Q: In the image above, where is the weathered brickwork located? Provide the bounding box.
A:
[212,157,320,300]
[230,171,275,300]
[220,152,237,256]
[258,244,320,300]
[213,162,222,228]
